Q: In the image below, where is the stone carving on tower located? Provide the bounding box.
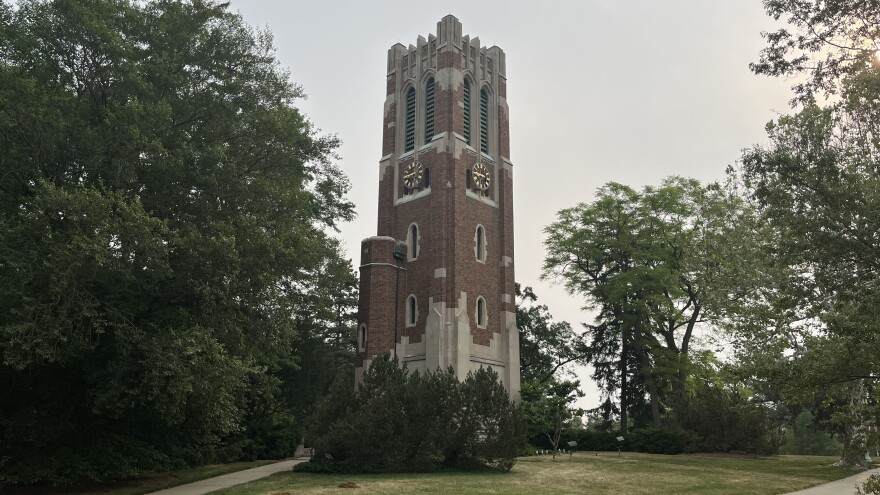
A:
[355,15,520,398]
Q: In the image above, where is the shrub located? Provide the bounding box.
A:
[296,357,525,473]
[678,380,783,455]
[626,427,685,454]
[858,474,880,495]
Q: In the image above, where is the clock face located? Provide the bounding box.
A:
[472,162,490,191]
[402,161,423,189]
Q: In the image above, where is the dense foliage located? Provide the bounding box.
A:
[543,178,747,433]
[516,284,586,384]
[728,0,880,468]
[298,357,525,473]
[0,0,355,485]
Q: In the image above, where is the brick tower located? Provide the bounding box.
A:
[355,15,520,398]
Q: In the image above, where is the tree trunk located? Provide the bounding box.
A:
[672,303,699,428]
[834,379,868,468]
[620,331,628,436]
[634,334,661,427]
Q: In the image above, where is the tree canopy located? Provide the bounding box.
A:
[543,177,745,433]
[729,0,880,467]
[0,0,355,484]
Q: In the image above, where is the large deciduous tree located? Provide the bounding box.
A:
[0,0,354,484]
[543,178,741,433]
[732,0,880,468]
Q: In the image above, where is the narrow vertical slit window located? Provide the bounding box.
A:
[463,79,471,145]
[476,297,486,327]
[358,324,367,352]
[424,167,430,188]
[409,223,419,260]
[424,77,435,142]
[405,87,416,152]
[407,295,418,326]
[480,88,489,154]
[476,226,485,261]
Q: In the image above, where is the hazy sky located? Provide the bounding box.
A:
[229,0,794,408]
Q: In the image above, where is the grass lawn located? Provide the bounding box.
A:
[3,460,277,495]
[210,453,858,495]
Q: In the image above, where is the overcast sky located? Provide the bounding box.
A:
[229,0,794,409]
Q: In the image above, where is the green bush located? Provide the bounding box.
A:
[296,357,525,473]
[678,380,783,455]
[857,474,880,495]
[779,411,842,456]
[626,427,685,454]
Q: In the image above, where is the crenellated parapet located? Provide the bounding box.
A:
[387,15,506,95]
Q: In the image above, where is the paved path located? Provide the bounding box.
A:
[147,458,305,495]
[785,466,880,495]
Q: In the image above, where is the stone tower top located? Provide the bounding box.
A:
[387,15,506,87]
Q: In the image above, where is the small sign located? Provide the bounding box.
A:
[616,436,625,442]
[567,441,577,447]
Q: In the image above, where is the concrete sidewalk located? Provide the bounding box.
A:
[147,458,305,495]
[785,466,880,495]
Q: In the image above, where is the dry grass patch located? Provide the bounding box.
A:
[211,453,856,495]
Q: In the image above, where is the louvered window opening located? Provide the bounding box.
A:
[480,88,489,154]
[463,79,471,145]
[405,87,416,152]
[424,78,435,142]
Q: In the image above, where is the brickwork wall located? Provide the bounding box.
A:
[356,236,401,367]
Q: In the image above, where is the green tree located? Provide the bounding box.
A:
[521,380,584,458]
[542,178,740,433]
[0,0,353,484]
[733,0,880,467]
[752,0,880,104]
[516,283,586,384]
[781,411,842,456]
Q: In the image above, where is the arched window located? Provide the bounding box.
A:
[479,87,489,154]
[406,294,418,327]
[424,77,435,142]
[463,79,471,145]
[405,86,416,152]
[358,324,367,352]
[408,223,419,260]
[475,225,486,262]
[476,296,487,328]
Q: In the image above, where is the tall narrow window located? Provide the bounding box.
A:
[424,77,435,142]
[479,88,489,154]
[463,79,471,145]
[475,225,485,262]
[358,324,367,352]
[408,223,419,260]
[407,295,418,326]
[424,167,430,188]
[476,297,486,327]
[405,87,416,152]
